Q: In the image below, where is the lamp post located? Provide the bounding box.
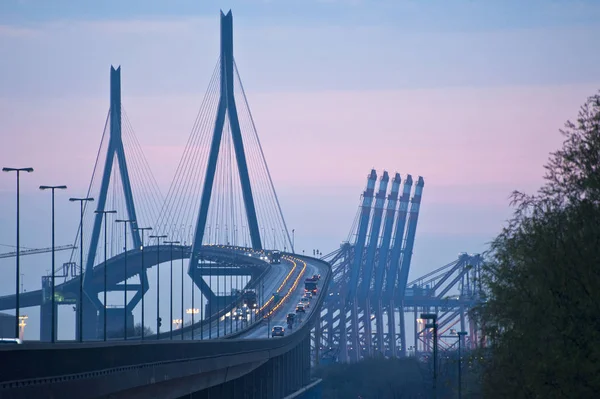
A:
[150,234,167,339]
[134,226,152,340]
[453,330,468,399]
[421,313,438,399]
[181,245,185,340]
[292,229,295,254]
[191,262,195,339]
[69,197,94,342]
[95,209,117,340]
[40,184,67,343]
[116,219,135,339]
[164,240,180,339]
[3,167,34,339]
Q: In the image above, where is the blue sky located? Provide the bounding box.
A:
[1,0,599,338]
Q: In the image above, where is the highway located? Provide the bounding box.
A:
[177,254,327,341]
[184,253,295,339]
[241,256,327,339]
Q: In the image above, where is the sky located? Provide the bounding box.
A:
[1,0,600,339]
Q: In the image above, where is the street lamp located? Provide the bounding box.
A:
[149,234,167,339]
[134,226,152,340]
[3,166,34,339]
[164,240,180,339]
[40,184,67,343]
[18,315,28,340]
[116,219,136,340]
[95,209,117,340]
[180,244,185,341]
[69,196,94,342]
[292,229,295,254]
[452,330,468,399]
[421,313,438,398]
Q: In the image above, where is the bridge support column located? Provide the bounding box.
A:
[78,296,100,340]
[39,301,57,342]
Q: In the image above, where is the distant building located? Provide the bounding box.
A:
[0,313,16,338]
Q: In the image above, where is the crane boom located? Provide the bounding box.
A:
[0,245,76,259]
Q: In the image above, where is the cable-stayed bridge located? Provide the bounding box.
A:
[0,10,484,399]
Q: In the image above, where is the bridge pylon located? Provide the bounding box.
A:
[80,66,142,339]
[189,10,262,257]
[187,11,265,317]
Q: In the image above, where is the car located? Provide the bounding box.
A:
[235,309,244,320]
[312,274,321,280]
[287,313,296,329]
[0,338,22,345]
[304,292,313,299]
[296,303,305,313]
[271,326,285,337]
[300,297,310,308]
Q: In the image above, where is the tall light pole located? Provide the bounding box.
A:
[69,196,94,342]
[3,166,34,339]
[116,219,135,339]
[40,184,67,343]
[150,234,167,339]
[292,229,295,254]
[164,240,180,339]
[181,245,185,341]
[134,226,152,340]
[455,331,468,399]
[95,209,117,340]
[421,313,438,399]
[191,260,195,339]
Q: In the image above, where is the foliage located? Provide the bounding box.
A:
[315,355,428,399]
[476,91,600,398]
[107,323,154,339]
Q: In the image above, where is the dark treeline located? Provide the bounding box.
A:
[315,352,482,398]
[474,91,600,397]
[315,356,428,398]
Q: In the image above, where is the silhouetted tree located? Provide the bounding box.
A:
[315,356,428,398]
[476,91,600,398]
[107,323,154,339]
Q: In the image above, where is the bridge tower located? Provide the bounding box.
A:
[83,67,142,339]
[188,11,265,315]
[189,10,262,256]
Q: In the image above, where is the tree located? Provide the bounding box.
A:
[107,323,154,339]
[476,91,600,398]
[315,356,428,398]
